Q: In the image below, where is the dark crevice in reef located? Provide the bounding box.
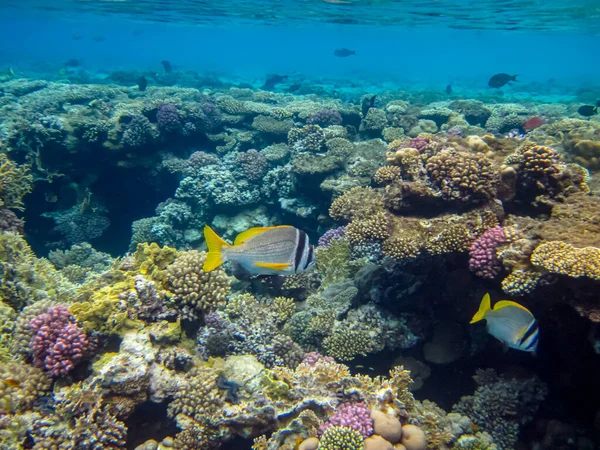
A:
[125,401,176,449]
[23,162,178,257]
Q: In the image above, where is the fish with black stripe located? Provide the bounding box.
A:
[202,225,315,279]
[470,293,539,353]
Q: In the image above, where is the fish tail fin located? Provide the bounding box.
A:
[203,225,230,272]
[470,293,492,324]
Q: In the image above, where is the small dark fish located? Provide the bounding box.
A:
[137,76,148,92]
[64,58,82,68]
[488,73,517,88]
[578,104,598,117]
[92,35,106,42]
[161,60,173,73]
[287,83,302,93]
[334,48,356,57]
[523,116,545,130]
[361,94,376,117]
[445,84,452,95]
[71,34,83,41]
[262,74,288,90]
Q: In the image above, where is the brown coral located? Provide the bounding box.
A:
[0,363,52,414]
[345,212,391,245]
[425,149,496,203]
[329,186,384,221]
[165,250,230,319]
[167,366,224,421]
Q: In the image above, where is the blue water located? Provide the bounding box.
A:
[1,1,600,92]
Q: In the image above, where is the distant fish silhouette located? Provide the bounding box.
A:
[445,84,452,95]
[93,35,106,42]
[137,76,148,92]
[161,60,173,73]
[488,73,517,88]
[71,34,83,41]
[64,58,82,68]
[262,74,288,90]
[361,94,376,117]
[578,103,598,117]
[334,48,356,57]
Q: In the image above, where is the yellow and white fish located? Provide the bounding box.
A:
[202,225,315,279]
[470,293,539,352]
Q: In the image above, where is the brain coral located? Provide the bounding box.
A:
[165,250,230,319]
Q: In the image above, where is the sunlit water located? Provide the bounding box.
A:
[1,0,599,94]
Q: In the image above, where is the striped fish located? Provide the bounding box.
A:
[470,293,539,353]
[202,225,315,279]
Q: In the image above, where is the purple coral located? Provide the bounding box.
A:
[236,149,268,181]
[157,103,182,133]
[29,305,88,377]
[318,402,374,438]
[122,115,156,148]
[307,109,343,127]
[468,226,507,279]
[302,352,335,366]
[318,226,347,248]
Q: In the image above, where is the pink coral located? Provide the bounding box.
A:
[29,305,88,377]
[468,226,507,279]
[302,352,335,366]
[318,402,374,438]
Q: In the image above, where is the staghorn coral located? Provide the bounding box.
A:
[165,250,230,320]
[530,241,600,280]
[29,305,88,377]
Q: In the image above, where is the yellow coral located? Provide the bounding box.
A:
[531,241,600,280]
[0,153,33,210]
[133,242,179,284]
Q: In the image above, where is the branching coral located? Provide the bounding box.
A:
[165,250,230,320]
[0,153,33,211]
[453,369,547,450]
[0,363,51,413]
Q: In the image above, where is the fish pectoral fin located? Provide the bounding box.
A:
[254,262,291,270]
[233,226,293,245]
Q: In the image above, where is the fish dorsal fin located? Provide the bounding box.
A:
[493,300,533,315]
[234,226,293,246]
[254,262,291,270]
